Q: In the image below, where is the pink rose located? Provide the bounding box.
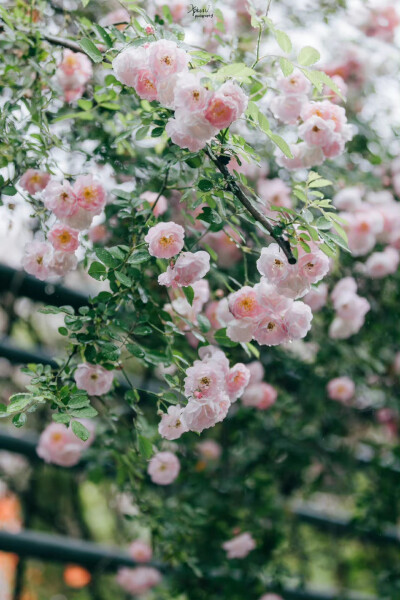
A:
[37,422,95,467]
[158,251,210,287]
[196,439,222,461]
[48,250,78,277]
[365,247,399,279]
[222,532,256,559]
[43,181,78,219]
[22,240,53,281]
[145,221,185,259]
[135,68,158,101]
[327,376,355,403]
[277,71,311,95]
[74,363,114,396]
[228,286,264,319]
[227,317,258,343]
[205,81,248,129]
[226,363,251,402]
[166,109,217,151]
[116,567,161,594]
[173,72,211,112]
[303,283,328,311]
[253,316,288,346]
[276,142,324,170]
[48,224,79,253]
[140,191,168,217]
[270,94,307,124]
[184,361,225,401]
[147,451,180,485]
[299,115,336,147]
[63,206,95,231]
[148,39,189,81]
[283,301,313,339]
[19,169,50,195]
[182,393,230,433]
[158,405,188,440]
[256,244,290,284]
[113,46,149,88]
[297,248,330,284]
[247,361,265,384]
[257,178,292,215]
[333,187,363,211]
[73,175,107,213]
[128,540,152,563]
[242,382,277,410]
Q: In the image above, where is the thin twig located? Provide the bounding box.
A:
[205,147,296,264]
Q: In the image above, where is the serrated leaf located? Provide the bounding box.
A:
[88,261,106,281]
[309,178,332,188]
[298,46,320,66]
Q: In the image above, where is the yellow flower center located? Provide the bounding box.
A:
[83,186,96,202]
[267,322,276,331]
[59,231,72,244]
[239,297,255,312]
[52,432,63,442]
[159,235,173,247]
[162,55,172,65]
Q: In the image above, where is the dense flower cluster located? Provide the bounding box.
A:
[113,39,248,151]
[158,346,250,437]
[20,173,106,280]
[334,187,400,262]
[242,361,277,410]
[271,71,354,169]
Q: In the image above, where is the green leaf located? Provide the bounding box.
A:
[53,413,71,424]
[298,46,320,66]
[138,434,153,459]
[183,286,194,306]
[2,186,17,196]
[115,271,133,287]
[198,179,213,192]
[136,126,149,140]
[7,393,34,414]
[275,30,292,54]
[134,325,153,336]
[88,261,106,281]
[316,217,332,230]
[93,24,112,48]
[151,127,165,138]
[72,420,90,442]
[197,314,211,333]
[266,131,293,158]
[214,328,238,348]
[13,413,27,428]
[309,178,332,188]
[279,57,294,77]
[128,250,150,264]
[215,62,257,82]
[79,38,103,63]
[70,406,98,418]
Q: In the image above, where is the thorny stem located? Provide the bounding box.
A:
[205,147,296,264]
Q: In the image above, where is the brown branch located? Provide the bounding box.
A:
[206,148,296,264]
[38,33,111,63]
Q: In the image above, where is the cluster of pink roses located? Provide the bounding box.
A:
[55,49,93,103]
[37,421,95,467]
[329,277,370,339]
[257,241,330,299]
[145,220,211,288]
[20,172,106,281]
[158,346,250,437]
[271,71,354,169]
[334,187,400,277]
[211,237,325,348]
[113,39,248,151]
